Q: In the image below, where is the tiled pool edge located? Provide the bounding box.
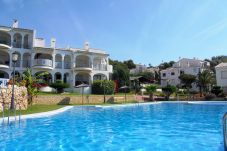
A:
[0,106,73,123]
[95,102,162,108]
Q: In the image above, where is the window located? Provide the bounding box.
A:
[171,72,175,76]
[162,73,166,77]
[180,70,184,75]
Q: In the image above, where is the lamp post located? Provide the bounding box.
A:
[10,52,19,110]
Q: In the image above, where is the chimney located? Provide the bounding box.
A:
[12,19,19,28]
[84,41,89,50]
[51,38,56,48]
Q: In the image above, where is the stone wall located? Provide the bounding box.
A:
[0,85,28,111]
[34,94,136,105]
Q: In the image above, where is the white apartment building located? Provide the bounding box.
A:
[160,58,210,89]
[0,20,113,93]
[215,63,227,93]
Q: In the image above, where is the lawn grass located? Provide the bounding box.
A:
[0,104,65,117]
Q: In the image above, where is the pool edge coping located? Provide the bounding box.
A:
[0,106,74,123]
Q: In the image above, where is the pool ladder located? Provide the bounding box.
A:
[223,113,227,151]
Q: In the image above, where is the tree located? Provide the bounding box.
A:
[155,71,161,84]
[110,59,130,87]
[145,85,157,101]
[159,61,175,70]
[205,55,227,72]
[179,74,197,91]
[50,80,70,93]
[162,85,177,101]
[92,80,115,95]
[22,68,48,105]
[123,59,136,69]
[197,70,214,96]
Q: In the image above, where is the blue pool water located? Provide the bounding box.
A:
[0,103,227,151]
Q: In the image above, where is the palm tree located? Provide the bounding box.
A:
[197,69,214,97]
[23,68,48,105]
[145,85,157,101]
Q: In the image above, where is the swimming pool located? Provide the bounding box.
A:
[0,102,226,151]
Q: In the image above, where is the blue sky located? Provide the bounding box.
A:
[0,0,227,66]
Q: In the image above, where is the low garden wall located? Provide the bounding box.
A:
[0,85,28,111]
[34,94,136,105]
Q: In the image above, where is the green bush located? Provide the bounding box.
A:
[211,86,223,97]
[92,80,115,95]
[50,80,70,93]
[162,85,177,101]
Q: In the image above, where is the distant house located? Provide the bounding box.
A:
[130,76,154,89]
[130,64,147,74]
[160,58,210,89]
[130,64,159,75]
[215,63,227,93]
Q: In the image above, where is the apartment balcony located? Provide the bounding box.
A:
[0,61,10,69]
[0,40,11,49]
[33,59,53,69]
[55,61,62,69]
[93,64,107,71]
[74,63,92,72]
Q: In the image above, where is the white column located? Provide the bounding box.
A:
[62,54,65,69]
[10,33,14,47]
[90,55,93,69]
[9,52,12,67]
[73,54,76,68]
[51,73,54,83]
[20,52,23,69]
[31,53,35,67]
[21,34,24,49]
[61,72,64,81]
[72,72,76,86]
[52,54,55,69]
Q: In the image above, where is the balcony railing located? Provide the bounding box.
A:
[93,64,107,71]
[64,62,71,69]
[55,61,62,69]
[75,63,92,68]
[0,60,10,67]
[33,59,52,67]
[23,44,31,49]
[0,40,11,46]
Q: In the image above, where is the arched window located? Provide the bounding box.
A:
[13,33,22,48]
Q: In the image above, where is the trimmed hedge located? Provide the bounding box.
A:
[92,80,114,95]
[50,80,70,93]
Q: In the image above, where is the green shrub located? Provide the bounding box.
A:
[50,80,70,93]
[162,85,177,101]
[211,86,223,97]
[92,80,114,95]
